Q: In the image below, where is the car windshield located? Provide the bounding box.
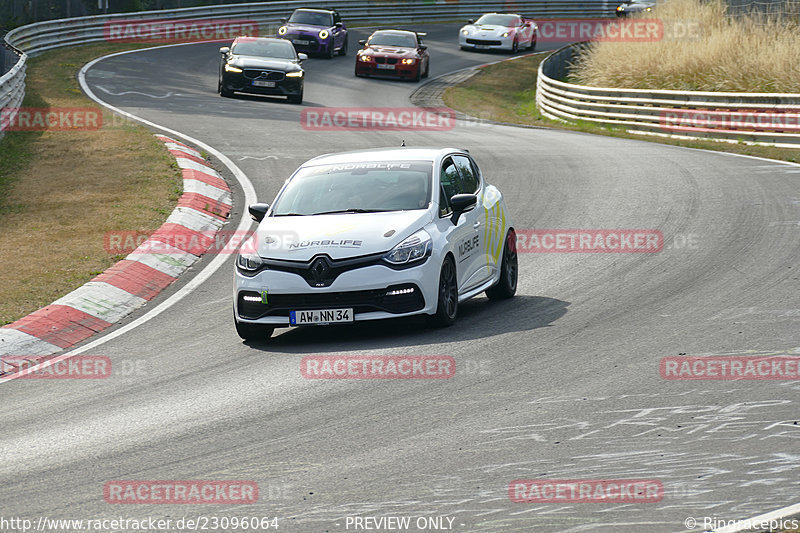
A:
[476,14,518,26]
[232,40,296,59]
[368,33,417,48]
[288,10,333,26]
[272,161,433,216]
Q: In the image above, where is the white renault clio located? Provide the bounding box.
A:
[233,147,517,340]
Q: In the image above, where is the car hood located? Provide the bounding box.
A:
[362,45,416,56]
[255,210,432,260]
[463,24,511,34]
[285,23,329,33]
[229,55,299,70]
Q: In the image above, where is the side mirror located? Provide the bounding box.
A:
[297,52,308,62]
[248,203,270,223]
[449,194,477,225]
[219,46,230,55]
[418,45,427,51]
[335,21,343,28]
[358,39,366,46]
[467,19,475,24]
[280,17,287,24]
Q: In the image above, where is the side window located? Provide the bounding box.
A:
[453,155,479,194]
[440,157,460,216]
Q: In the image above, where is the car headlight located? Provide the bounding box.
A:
[461,28,470,35]
[319,29,329,39]
[401,58,416,65]
[359,54,372,62]
[617,5,624,10]
[502,31,510,37]
[285,70,303,77]
[224,64,243,73]
[278,26,287,35]
[383,229,432,266]
[237,251,265,273]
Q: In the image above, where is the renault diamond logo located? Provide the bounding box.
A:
[310,256,331,285]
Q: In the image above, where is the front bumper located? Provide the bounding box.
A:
[283,33,331,54]
[234,262,439,325]
[221,71,303,97]
[459,34,514,51]
[355,58,420,79]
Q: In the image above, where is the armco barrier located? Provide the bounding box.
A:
[536,42,800,148]
[0,43,25,142]
[0,0,613,139]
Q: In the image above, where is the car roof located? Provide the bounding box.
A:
[293,7,336,13]
[302,147,468,166]
[233,36,288,44]
[370,29,418,37]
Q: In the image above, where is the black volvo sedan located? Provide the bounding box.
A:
[218,37,307,104]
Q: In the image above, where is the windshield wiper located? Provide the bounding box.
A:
[312,208,391,215]
[272,212,307,217]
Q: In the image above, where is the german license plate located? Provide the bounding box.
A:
[293,39,310,45]
[290,308,353,325]
[252,80,276,87]
[475,45,490,49]
[376,64,395,70]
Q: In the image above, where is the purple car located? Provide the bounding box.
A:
[278,8,348,59]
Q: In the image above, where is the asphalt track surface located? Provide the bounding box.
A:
[3,23,800,533]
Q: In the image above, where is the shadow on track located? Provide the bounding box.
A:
[241,294,569,353]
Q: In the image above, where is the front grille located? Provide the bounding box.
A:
[260,253,385,288]
[243,69,285,81]
[466,38,502,45]
[290,37,319,49]
[237,284,425,319]
[375,57,398,64]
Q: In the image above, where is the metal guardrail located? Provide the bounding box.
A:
[0,43,25,142]
[536,42,800,148]
[0,0,613,139]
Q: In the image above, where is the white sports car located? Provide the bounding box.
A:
[459,13,538,53]
[233,147,517,340]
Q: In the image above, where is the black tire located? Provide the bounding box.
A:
[235,318,274,341]
[288,89,303,104]
[486,229,518,300]
[339,36,348,56]
[422,59,429,78]
[529,35,536,51]
[413,65,422,82]
[433,256,458,327]
[326,43,336,59]
[460,45,470,51]
[511,38,518,54]
[218,79,233,98]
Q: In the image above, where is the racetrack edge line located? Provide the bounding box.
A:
[1,43,257,383]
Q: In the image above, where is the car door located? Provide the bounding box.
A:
[439,156,478,293]
[332,11,345,50]
[452,155,491,290]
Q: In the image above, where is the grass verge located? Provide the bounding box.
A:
[570,0,800,92]
[0,42,185,325]
[442,53,800,164]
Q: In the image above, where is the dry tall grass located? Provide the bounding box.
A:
[570,0,800,92]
